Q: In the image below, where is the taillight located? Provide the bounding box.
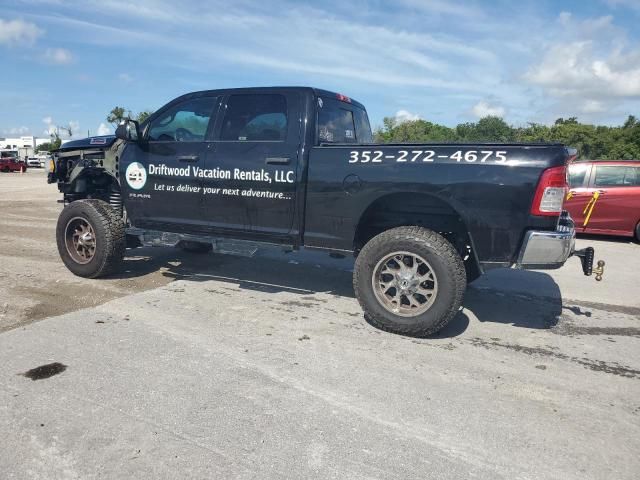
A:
[531,166,567,216]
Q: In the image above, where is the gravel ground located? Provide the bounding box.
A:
[0,169,209,332]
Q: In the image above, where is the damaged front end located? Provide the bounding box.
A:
[47,135,125,215]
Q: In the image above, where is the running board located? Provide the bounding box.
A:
[125,228,294,258]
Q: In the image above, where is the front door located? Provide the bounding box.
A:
[121,95,219,232]
[202,92,301,236]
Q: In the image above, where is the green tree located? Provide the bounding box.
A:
[49,131,62,150]
[375,117,456,143]
[107,106,127,127]
[136,110,153,123]
[108,106,153,127]
[375,113,640,160]
[36,143,52,152]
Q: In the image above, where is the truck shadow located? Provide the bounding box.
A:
[434,269,564,338]
[115,248,565,337]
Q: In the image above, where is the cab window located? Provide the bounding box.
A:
[317,98,356,144]
[594,166,639,187]
[148,96,217,142]
[220,94,287,141]
[354,108,373,143]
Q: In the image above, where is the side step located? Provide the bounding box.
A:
[125,228,294,258]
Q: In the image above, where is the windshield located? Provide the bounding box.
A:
[1,151,18,159]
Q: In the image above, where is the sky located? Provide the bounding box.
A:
[1,0,640,139]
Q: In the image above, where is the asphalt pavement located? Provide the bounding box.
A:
[1,236,639,479]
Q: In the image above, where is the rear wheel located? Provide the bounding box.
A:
[635,221,640,242]
[56,199,125,278]
[354,226,466,337]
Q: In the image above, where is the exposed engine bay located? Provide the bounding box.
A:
[47,135,124,215]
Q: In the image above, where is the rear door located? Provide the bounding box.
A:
[586,164,640,235]
[203,92,302,236]
[565,162,593,229]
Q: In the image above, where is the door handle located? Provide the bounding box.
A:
[177,155,199,163]
[265,157,290,165]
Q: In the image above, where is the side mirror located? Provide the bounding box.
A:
[115,119,141,142]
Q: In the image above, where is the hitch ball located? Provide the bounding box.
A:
[593,260,605,282]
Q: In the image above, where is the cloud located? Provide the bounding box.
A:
[96,123,112,135]
[42,116,55,136]
[43,47,74,65]
[42,117,81,138]
[0,18,43,47]
[525,41,640,97]
[520,11,640,123]
[118,73,133,83]
[471,101,506,118]
[394,110,421,124]
[30,1,497,93]
[580,100,607,113]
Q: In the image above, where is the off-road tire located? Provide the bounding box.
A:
[56,199,125,278]
[178,241,213,254]
[354,226,466,337]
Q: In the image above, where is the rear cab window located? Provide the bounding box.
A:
[317,96,372,144]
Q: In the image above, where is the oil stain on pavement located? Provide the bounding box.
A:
[20,362,67,380]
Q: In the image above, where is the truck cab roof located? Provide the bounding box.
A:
[171,86,367,111]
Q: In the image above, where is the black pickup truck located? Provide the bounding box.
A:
[48,86,601,336]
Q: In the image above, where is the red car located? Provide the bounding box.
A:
[0,151,27,173]
[564,160,640,241]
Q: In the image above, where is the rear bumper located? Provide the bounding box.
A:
[515,212,575,270]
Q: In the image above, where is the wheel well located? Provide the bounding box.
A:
[354,193,481,282]
[63,170,122,216]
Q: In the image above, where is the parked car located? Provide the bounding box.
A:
[565,160,640,241]
[27,157,45,168]
[0,151,26,172]
[48,86,601,337]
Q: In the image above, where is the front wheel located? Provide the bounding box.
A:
[56,199,125,278]
[353,227,466,337]
[635,221,640,243]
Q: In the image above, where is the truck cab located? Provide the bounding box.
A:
[117,87,371,246]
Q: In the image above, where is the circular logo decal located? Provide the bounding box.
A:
[125,162,147,190]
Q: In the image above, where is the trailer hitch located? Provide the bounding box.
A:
[572,247,605,281]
